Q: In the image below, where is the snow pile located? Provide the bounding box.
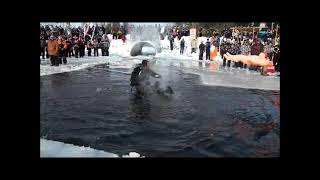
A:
[122,152,145,158]
[40,138,144,158]
[109,39,132,57]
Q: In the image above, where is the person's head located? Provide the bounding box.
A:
[50,35,54,40]
[142,60,149,67]
[207,38,209,41]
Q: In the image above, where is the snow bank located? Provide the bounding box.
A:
[40,57,110,76]
[40,138,144,158]
[181,67,280,90]
[109,39,132,57]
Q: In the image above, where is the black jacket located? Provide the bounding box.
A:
[40,39,46,48]
[199,43,205,52]
[130,65,158,86]
[180,40,185,48]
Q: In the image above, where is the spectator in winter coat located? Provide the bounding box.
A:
[57,36,68,64]
[205,39,211,60]
[121,33,126,43]
[169,35,174,51]
[73,37,79,58]
[240,40,251,69]
[87,40,93,56]
[241,40,251,55]
[40,36,46,59]
[78,38,85,58]
[101,39,110,56]
[191,38,197,54]
[92,39,99,56]
[273,46,280,72]
[199,41,205,60]
[221,41,232,67]
[180,38,185,55]
[233,41,242,68]
[117,30,122,39]
[112,30,117,40]
[66,38,73,57]
[101,34,108,42]
[47,35,59,66]
[100,40,106,56]
[45,38,50,59]
[263,42,273,59]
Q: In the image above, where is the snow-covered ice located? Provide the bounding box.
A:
[40,138,118,157]
[40,138,143,158]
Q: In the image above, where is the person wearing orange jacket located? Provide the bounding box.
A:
[47,35,59,66]
[57,36,68,64]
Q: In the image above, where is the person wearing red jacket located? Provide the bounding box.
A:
[57,36,68,64]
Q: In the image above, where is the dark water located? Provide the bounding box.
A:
[40,63,280,157]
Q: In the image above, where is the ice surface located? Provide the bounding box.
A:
[40,139,143,158]
[40,138,119,157]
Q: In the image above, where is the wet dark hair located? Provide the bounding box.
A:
[142,60,148,66]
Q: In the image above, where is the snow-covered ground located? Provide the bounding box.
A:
[40,138,143,158]
[41,56,109,76]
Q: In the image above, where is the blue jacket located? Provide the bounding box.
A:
[205,41,210,50]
